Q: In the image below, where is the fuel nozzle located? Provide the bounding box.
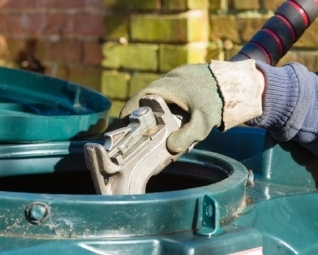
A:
[84,95,187,195]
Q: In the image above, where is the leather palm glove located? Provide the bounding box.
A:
[120,59,263,153]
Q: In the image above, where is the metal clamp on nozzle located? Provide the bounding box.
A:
[84,95,186,195]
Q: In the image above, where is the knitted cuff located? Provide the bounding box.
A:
[247,61,299,140]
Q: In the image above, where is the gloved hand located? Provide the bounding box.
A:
[120,59,263,153]
[120,63,223,153]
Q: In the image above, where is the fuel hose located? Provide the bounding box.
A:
[230,0,318,65]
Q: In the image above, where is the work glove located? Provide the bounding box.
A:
[120,59,263,153]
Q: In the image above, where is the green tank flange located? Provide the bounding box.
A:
[0,149,248,238]
[0,67,111,142]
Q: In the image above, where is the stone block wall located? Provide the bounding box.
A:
[0,0,317,118]
[210,0,318,69]
[101,0,209,116]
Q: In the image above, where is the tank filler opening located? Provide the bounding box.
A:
[0,161,229,195]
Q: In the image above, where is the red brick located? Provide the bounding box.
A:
[42,13,72,35]
[0,14,7,34]
[39,39,83,63]
[5,13,26,36]
[71,13,104,36]
[38,0,83,9]
[83,0,103,10]
[83,41,103,65]
[2,0,39,9]
[103,0,160,10]
[25,13,46,35]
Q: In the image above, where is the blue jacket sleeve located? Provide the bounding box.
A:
[247,61,318,156]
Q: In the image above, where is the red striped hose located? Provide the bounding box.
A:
[230,0,318,65]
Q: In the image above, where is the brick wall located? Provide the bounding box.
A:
[0,0,104,91]
[0,0,317,118]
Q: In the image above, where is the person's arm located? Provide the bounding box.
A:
[120,59,318,155]
[248,61,318,156]
[120,60,264,153]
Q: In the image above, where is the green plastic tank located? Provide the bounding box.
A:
[0,67,317,254]
[0,124,317,255]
